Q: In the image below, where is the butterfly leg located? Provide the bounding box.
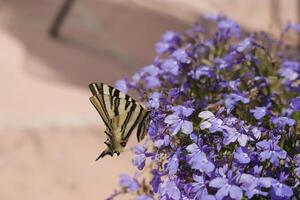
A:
[95,148,113,161]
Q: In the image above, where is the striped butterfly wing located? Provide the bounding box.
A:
[89,82,136,119]
[111,104,150,144]
[89,82,150,159]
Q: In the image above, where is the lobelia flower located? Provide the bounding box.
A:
[135,195,153,200]
[132,144,147,170]
[147,92,161,109]
[186,143,215,175]
[155,31,180,54]
[191,175,216,200]
[190,66,214,79]
[115,79,128,93]
[154,135,170,148]
[119,174,139,192]
[164,105,194,135]
[159,180,181,200]
[239,173,275,198]
[250,106,267,120]
[199,111,224,133]
[224,93,250,111]
[133,65,161,89]
[161,59,180,75]
[209,169,243,200]
[256,139,287,166]
[217,18,241,38]
[109,14,300,199]
[168,88,180,100]
[235,37,252,52]
[166,150,180,175]
[270,181,293,199]
[150,169,162,193]
[289,23,300,32]
[270,116,295,128]
[155,41,170,54]
[290,96,300,111]
[233,147,251,164]
[172,48,191,64]
[222,125,249,146]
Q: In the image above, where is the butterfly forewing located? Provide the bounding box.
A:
[89,95,113,133]
[89,83,136,119]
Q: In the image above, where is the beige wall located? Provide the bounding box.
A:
[132,0,299,36]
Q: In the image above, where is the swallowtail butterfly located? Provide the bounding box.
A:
[89,82,150,160]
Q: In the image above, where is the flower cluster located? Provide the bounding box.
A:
[110,14,300,200]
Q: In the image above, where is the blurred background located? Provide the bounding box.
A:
[0,0,299,199]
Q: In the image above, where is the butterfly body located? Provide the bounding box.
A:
[89,82,150,160]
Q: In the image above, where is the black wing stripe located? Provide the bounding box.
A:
[137,110,150,141]
[109,86,114,110]
[123,106,143,141]
[113,97,120,116]
[120,103,137,135]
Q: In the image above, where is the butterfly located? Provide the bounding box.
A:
[89,82,150,161]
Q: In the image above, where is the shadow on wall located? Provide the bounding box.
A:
[3,0,191,88]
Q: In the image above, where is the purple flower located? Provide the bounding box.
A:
[161,59,179,75]
[192,175,216,200]
[155,42,170,54]
[111,14,300,199]
[115,79,128,93]
[256,139,287,166]
[233,147,250,164]
[291,96,300,111]
[186,144,215,175]
[144,76,161,89]
[132,144,146,170]
[217,19,241,38]
[198,111,224,133]
[172,48,191,64]
[250,106,267,120]
[150,170,162,193]
[205,13,222,21]
[159,180,181,200]
[167,153,179,175]
[161,31,180,43]
[288,23,300,32]
[225,93,249,111]
[236,37,251,52]
[270,116,295,128]
[190,66,213,79]
[209,177,243,200]
[222,126,249,146]
[154,135,170,148]
[239,173,275,198]
[168,88,180,100]
[271,182,293,199]
[279,67,298,81]
[119,174,138,192]
[136,195,153,200]
[147,92,161,109]
[164,106,194,135]
[199,111,215,120]
[155,31,180,54]
[133,65,161,89]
